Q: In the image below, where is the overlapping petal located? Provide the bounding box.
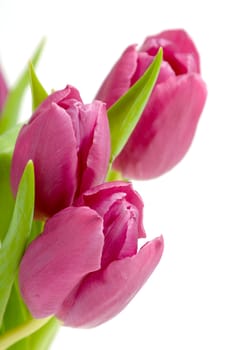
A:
[114,73,207,179]
[11,103,78,218]
[78,181,146,238]
[19,206,104,318]
[57,236,164,327]
[96,45,137,107]
[77,101,111,195]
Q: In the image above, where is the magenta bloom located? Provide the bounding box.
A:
[96,29,207,179]
[0,67,8,114]
[11,85,110,218]
[19,182,163,327]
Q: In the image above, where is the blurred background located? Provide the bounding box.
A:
[0,0,231,349]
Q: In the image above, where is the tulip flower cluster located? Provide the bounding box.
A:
[0,29,206,349]
[11,84,164,328]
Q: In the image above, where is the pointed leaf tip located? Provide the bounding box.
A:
[0,38,46,133]
[29,62,48,111]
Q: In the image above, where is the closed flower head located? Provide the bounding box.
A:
[11,85,111,218]
[96,29,207,179]
[19,182,164,328]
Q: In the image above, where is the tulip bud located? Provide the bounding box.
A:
[19,182,164,327]
[0,67,8,114]
[11,85,110,218]
[96,29,207,179]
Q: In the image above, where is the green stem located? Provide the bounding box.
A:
[0,317,52,350]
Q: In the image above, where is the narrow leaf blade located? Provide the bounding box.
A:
[108,48,163,162]
[28,317,59,350]
[0,124,22,156]
[0,281,30,350]
[0,39,45,133]
[0,154,15,242]
[29,62,48,111]
[0,161,35,325]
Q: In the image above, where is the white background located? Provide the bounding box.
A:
[0,0,232,349]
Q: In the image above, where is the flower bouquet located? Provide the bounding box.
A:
[0,29,207,349]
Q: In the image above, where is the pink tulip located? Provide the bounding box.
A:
[96,29,207,179]
[0,67,8,113]
[11,85,110,218]
[19,182,164,327]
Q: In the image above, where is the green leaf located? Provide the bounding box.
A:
[0,161,35,326]
[0,125,22,242]
[27,220,44,247]
[28,317,59,350]
[0,124,22,156]
[106,168,127,182]
[0,154,15,242]
[107,48,163,162]
[29,62,48,111]
[0,39,45,134]
[1,279,58,350]
[0,281,30,350]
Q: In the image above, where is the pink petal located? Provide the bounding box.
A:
[32,85,82,122]
[19,206,104,318]
[131,52,175,85]
[156,61,176,84]
[141,29,200,73]
[77,101,110,195]
[11,103,78,218]
[78,181,146,238]
[131,52,154,85]
[95,45,138,108]
[57,236,164,327]
[117,203,139,259]
[114,73,207,179]
[101,199,138,268]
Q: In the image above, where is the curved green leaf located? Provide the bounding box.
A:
[1,279,58,350]
[29,62,48,111]
[0,281,30,350]
[28,317,59,350]
[0,124,22,156]
[0,154,15,242]
[0,161,35,325]
[0,39,45,134]
[0,125,23,242]
[107,48,163,162]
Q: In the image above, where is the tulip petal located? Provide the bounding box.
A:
[32,85,82,121]
[141,29,200,74]
[101,199,138,268]
[11,103,78,218]
[130,52,154,85]
[131,53,175,85]
[19,206,104,318]
[114,73,207,179]
[95,45,138,108]
[77,101,110,195]
[57,236,164,327]
[78,181,146,238]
